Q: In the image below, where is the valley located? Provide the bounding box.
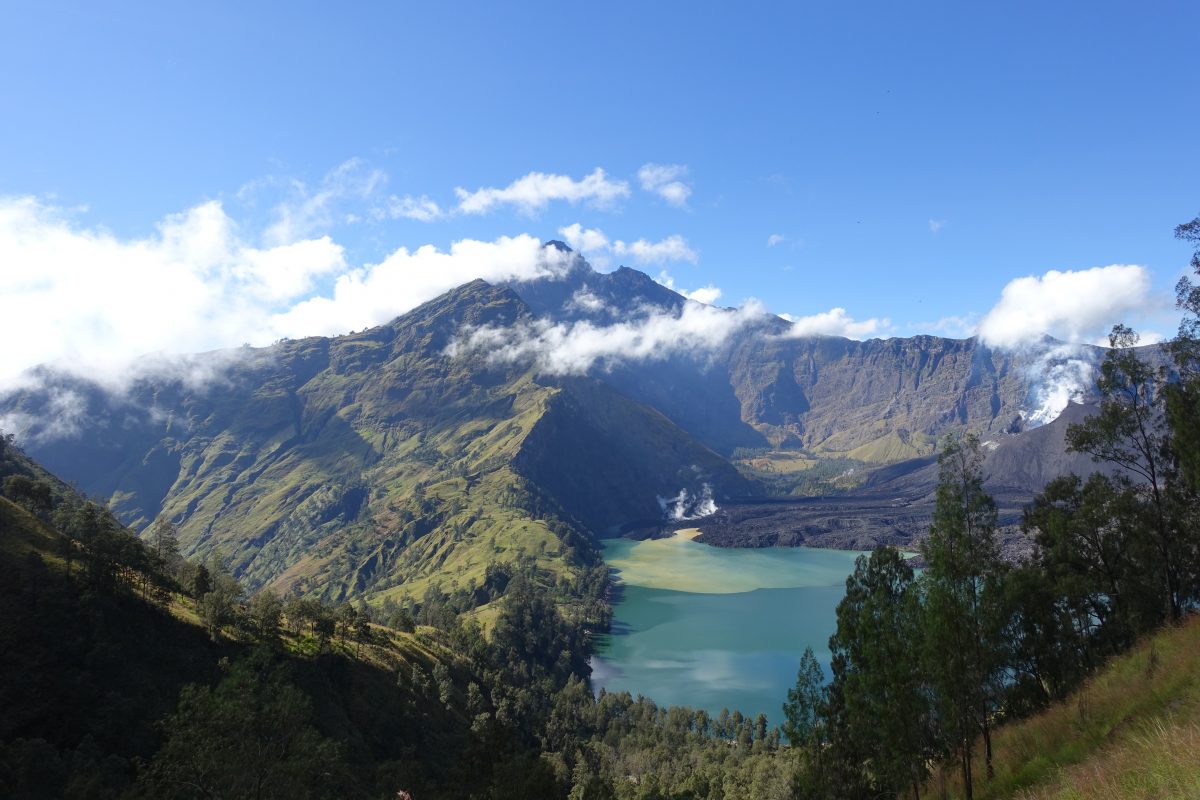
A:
[0,253,1124,720]
[5,8,1196,796]
[0,252,1118,604]
[2,247,1190,796]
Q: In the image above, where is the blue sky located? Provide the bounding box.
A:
[2,1,1198,381]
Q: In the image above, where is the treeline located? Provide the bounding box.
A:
[4,439,752,798]
[781,216,1200,799]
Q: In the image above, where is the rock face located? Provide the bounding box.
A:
[724,334,1034,455]
[693,400,1113,557]
[505,255,1108,462]
[0,253,1128,598]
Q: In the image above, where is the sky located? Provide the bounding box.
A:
[2,1,1198,386]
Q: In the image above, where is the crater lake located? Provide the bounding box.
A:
[591,531,864,724]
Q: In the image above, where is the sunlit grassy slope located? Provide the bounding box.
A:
[935,615,1200,799]
[4,280,749,605]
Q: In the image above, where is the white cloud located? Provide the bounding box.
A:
[564,286,612,316]
[262,158,385,245]
[455,168,630,215]
[618,235,697,264]
[654,271,722,305]
[783,308,891,340]
[684,286,722,305]
[0,196,572,389]
[448,298,767,375]
[767,234,785,248]
[379,194,443,222]
[268,235,572,338]
[558,224,698,266]
[559,223,612,255]
[977,264,1153,348]
[0,196,347,388]
[918,314,977,339]
[638,163,692,207]
[929,219,946,234]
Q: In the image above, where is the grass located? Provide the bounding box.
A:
[734,450,870,495]
[842,429,936,463]
[1018,719,1200,800]
[735,450,820,475]
[932,615,1200,799]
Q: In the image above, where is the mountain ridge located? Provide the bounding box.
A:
[0,274,749,602]
[0,254,1131,602]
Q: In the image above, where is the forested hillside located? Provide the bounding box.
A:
[0,251,1138,613]
[1,217,1197,799]
[0,278,748,606]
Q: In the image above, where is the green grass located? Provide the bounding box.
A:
[842,429,936,463]
[0,495,63,564]
[932,615,1200,799]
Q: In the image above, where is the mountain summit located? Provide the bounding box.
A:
[0,255,1113,600]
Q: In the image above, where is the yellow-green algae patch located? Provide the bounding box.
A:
[601,534,863,595]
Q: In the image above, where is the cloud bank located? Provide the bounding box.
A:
[272,235,571,338]
[977,264,1152,348]
[782,307,891,339]
[559,223,698,266]
[455,168,629,215]
[447,298,767,375]
[0,196,570,388]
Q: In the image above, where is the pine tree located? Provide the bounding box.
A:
[830,547,932,797]
[1067,325,1185,621]
[921,434,1006,798]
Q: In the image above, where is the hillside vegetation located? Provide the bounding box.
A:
[0,279,747,607]
[0,254,1131,611]
[0,437,804,798]
[937,615,1200,799]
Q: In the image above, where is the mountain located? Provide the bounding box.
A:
[0,277,748,601]
[0,438,560,799]
[693,402,1113,555]
[505,251,1110,461]
[0,249,1131,600]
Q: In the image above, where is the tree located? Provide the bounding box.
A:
[249,589,283,642]
[352,602,373,655]
[1024,473,1160,654]
[147,517,182,579]
[921,434,1007,798]
[1066,325,1185,621]
[1172,212,1200,358]
[782,646,824,748]
[335,602,357,645]
[190,564,212,599]
[198,568,241,642]
[135,649,347,799]
[2,475,52,517]
[830,547,932,798]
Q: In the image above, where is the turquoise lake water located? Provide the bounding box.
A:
[591,534,863,724]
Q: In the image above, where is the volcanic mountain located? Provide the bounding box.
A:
[0,248,1121,600]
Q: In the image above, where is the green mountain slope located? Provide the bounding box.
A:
[1,279,750,603]
[0,443,542,799]
[933,615,1200,799]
